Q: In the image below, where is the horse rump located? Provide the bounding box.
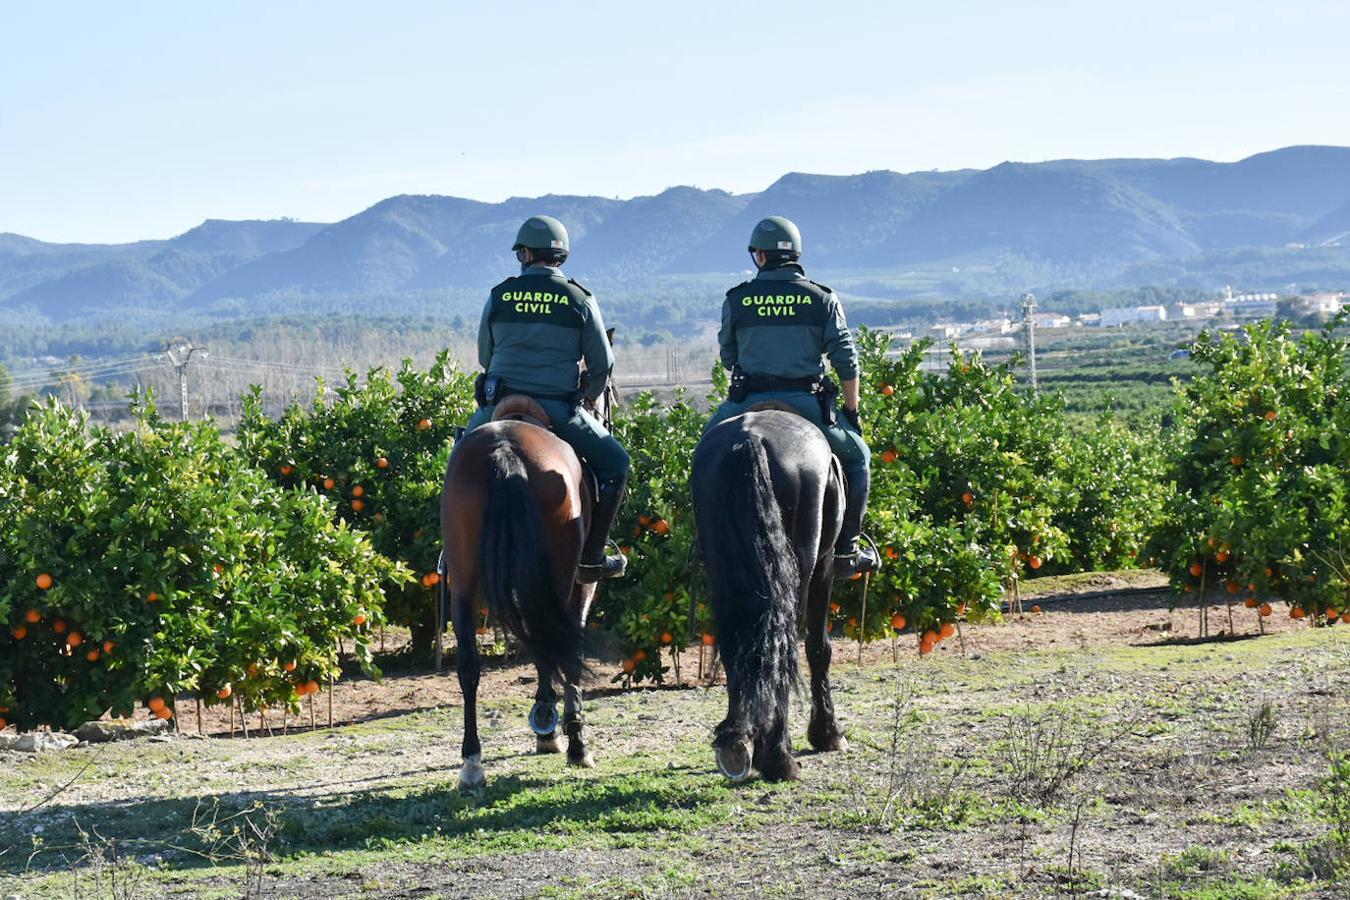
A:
[477,442,581,674]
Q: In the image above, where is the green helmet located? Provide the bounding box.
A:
[512,215,570,254]
[747,216,802,255]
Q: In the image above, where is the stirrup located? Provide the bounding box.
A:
[576,554,627,584]
[833,533,881,580]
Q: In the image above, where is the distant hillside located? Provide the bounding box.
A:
[3,146,1349,324]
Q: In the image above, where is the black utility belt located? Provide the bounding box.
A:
[729,369,839,424]
[742,374,823,394]
[475,373,580,408]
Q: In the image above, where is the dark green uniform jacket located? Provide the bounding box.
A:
[718,264,859,381]
[477,264,613,401]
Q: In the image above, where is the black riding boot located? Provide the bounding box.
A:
[834,466,880,579]
[577,475,629,584]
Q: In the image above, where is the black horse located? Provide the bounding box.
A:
[691,407,850,782]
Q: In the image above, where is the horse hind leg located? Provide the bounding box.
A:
[451,593,488,790]
[532,663,562,754]
[752,685,800,782]
[562,679,595,768]
[805,564,848,753]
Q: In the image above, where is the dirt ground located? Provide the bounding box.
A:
[3,574,1349,899]
[162,570,1311,740]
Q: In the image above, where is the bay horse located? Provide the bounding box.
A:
[441,394,605,790]
[691,407,850,782]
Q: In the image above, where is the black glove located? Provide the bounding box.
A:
[841,406,861,432]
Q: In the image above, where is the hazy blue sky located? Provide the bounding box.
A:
[3,1,1348,243]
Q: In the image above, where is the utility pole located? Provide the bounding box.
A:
[1020,292,1039,392]
[164,338,207,421]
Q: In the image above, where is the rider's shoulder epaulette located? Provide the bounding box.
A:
[566,276,593,297]
[491,276,514,293]
[725,280,751,297]
[804,278,834,295]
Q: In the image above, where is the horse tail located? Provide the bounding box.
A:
[477,442,581,674]
[702,434,800,735]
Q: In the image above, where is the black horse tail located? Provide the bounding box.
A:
[703,434,801,736]
[477,443,581,674]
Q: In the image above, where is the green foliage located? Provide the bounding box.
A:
[1145,318,1350,619]
[0,396,398,731]
[237,352,474,651]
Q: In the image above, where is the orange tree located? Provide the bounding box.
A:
[596,387,712,682]
[0,396,397,731]
[237,352,475,655]
[834,329,1165,651]
[1146,318,1350,623]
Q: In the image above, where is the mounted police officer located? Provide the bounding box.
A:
[458,215,630,582]
[706,215,879,579]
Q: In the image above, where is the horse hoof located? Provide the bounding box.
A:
[536,732,563,754]
[529,702,558,736]
[715,741,753,782]
[567,750,596,768]
[459,755,487,790]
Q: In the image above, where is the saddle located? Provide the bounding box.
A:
[489,394,600,507]
[490,394,550,427]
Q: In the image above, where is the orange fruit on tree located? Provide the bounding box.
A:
[881,448,898,464]
[148,696,166,712]
[638,514,651,526]
[52,618,67,634]
[1230,455,1245,466]
[86,649,100,662]
[1326,608,1341,622]
[284,660,297,673]
[634,649,648,662]
[214,563,224,575]
[147,591,160,603]
[376,456,389,469]
[1225,581,1241,594]
[1291,606,1306,620]
[103,640,115,654]
[701,632,715,646]
[1215,550,1231,563]
[1031,604,1043,614]
[304,680,319,695]
[1188,562,1204,577]
[1259,603,1273,617]
[957,603,967,616]
[923,629,939,644]
[829,602,841,614]
[66,631,83,648]
[417,418,432,431]
[217,684,232,699]
[880,383,894,396]
[653,519,670,535]
[25,608,40,623]
[621,658,636,673]
[35,573,53,590]
[11,625,27,640]
[279,464,294,476]
[353,613,368,626]
[918,639,934,656]
[323,477,336,490]
[352,485,365,498]
[885,546,899,560]
[1028,556,1043,570]
[660,631,674,645]
[1264,410,1278,421]
[155,708,173,720]
[939,622,956,639]
[351,499,365,513]
[961,491,974,506]
[890,613,906,631]
[1244,597,1258,609]
[848,617,859,628]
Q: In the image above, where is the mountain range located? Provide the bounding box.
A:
[3,145,1349,324]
